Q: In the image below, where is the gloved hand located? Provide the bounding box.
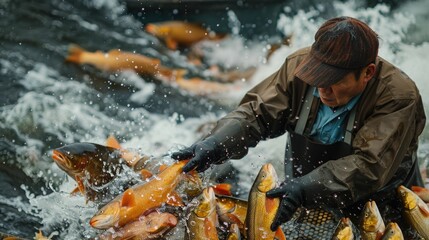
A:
[171,119,251,173]
[171,136,227,173]
[266,178,304,231]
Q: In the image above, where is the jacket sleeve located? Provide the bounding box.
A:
[208,59,296,159]
[304,95,423,208]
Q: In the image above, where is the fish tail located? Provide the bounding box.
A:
[65,44,85,63]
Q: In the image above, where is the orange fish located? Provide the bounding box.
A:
[186,187,219,240]
[65,44,186,81]
[176,77,238,96]
[89,160,187,229]
[145,21,226,50]
[216,195,248,237]
[97,211,178,240]
[246,163,286,240]
[104,135,149,171]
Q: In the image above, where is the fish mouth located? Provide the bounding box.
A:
[52,150,70,168]
[89,202,121,229]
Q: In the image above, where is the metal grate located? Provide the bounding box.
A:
[282,207,341,239]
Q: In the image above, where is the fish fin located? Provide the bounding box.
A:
[417,199,429,216]
[121,189,136,207]
[70,186,81,196]
[159,164,168,172]
[165,37,178,50]
[105,135,121,149]
[166,191,184,207]
[265,196,277,213]
[274,227,286,240]
[204,218,217,238]
[411,185,424,193]
[65,44,85,63]
[75,175,85,195]
[226,213,245,228]
[34,229,48,240]
[140,169,153,181]
[213,183,232,196]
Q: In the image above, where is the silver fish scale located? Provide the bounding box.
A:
[282,207,352,239]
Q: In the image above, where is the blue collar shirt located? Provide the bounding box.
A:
[310,89,361,144]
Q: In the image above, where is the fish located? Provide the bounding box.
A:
[332,217,354,240]
[185,187,219,240]
[175,77,238,96]
[52,142,127,201]
[360,200,385,240]
[212,183,233,196]
[89,160,187,229]
[380,222,404,240]
[104,135,150,171]
[397,185,429,239]
[65,45,186,81]
[145,21,226,50]
[411,185,429,203]
[215,195,248,237]
[245,163,286,240]
[97,211,178,240]
[226,223,242,240]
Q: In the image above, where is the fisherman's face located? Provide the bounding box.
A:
[318,64,375,107]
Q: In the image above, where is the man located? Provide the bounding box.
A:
[172,16,426,233]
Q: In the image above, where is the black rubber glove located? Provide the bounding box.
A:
[171,119,252,173]
[266,178,304,231]
[171,136,228,173]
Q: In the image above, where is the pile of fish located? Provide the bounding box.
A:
[51,137,287,239]
[50,137,429,239]
[331,184,429,240]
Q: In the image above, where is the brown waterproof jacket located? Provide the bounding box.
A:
[211,47,426,206]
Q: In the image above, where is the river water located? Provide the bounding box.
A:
[0,0,428,239]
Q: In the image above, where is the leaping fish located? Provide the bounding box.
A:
[52,142,126,201]
[145,21,227,50]
[65,44,186,81]
[89,160,187,229]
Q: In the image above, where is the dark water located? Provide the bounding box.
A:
[0,0,428,239]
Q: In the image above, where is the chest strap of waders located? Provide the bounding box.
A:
[294,87,357,145]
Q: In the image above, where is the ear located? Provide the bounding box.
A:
[363,63,376,83]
